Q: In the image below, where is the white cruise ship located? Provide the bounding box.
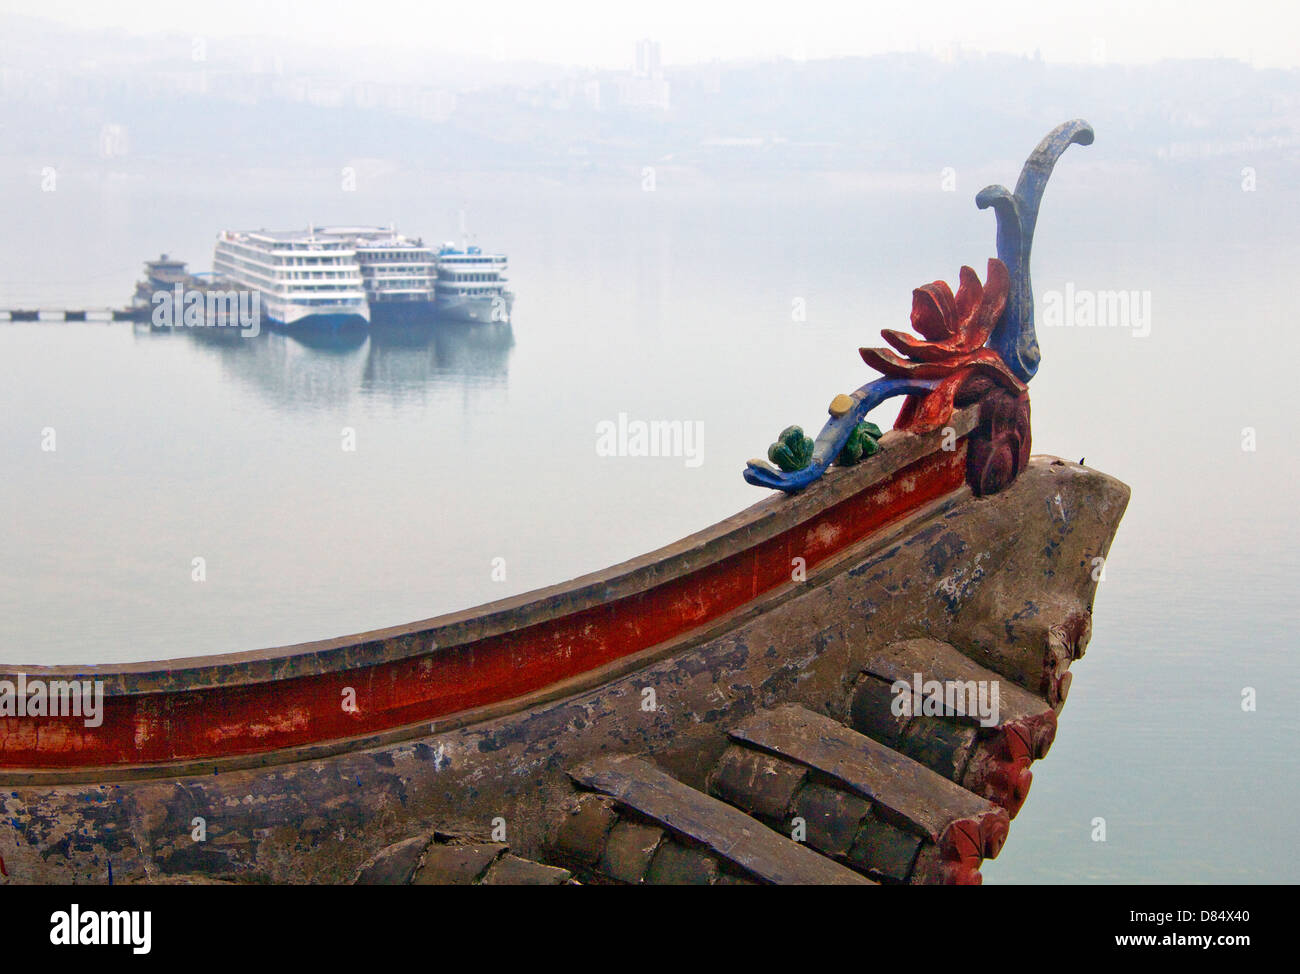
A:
[435,245,514,323]
[212,229,370,328]
[317,226,438,324]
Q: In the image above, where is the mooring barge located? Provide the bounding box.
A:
[0,121,1127,885]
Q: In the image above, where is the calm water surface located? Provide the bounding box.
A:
[1,166,1296,882]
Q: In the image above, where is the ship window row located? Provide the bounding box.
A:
[268,242,349,252]
[223,243,352,267]
[361,252,433,262]
[215,260,364,295]
[218,247,358,276]
[438,272,502,282]
[284,271,361,281]
[278,256,351,266]
[216,255,359,286]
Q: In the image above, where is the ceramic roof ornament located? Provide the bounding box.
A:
[745,119,1093,497]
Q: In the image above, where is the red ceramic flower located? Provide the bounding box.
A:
[860,258,1025,433]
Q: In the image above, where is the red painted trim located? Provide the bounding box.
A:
[2,447,967,769]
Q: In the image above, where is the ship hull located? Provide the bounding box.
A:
[368,300,438,325]
[435,291,513,323]
[265,310,370,331]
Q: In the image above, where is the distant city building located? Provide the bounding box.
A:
[353,82,456,122]
[98,123,129,158]
[635,39,662,80]
[703,60,722,95]
[620,39,670,110]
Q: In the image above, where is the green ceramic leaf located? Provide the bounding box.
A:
[836,421,884,466]
[767,425,815,472]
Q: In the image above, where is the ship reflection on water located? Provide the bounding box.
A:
[135,318,515,408]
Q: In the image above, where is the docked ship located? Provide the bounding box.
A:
[435,244,514,323]
[317,226,439,325]
[204,227,512,327]
[212,228,371,329]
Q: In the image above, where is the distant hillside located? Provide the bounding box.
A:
[2,13,1297,177]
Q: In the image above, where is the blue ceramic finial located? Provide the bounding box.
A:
[975,119,1094,383]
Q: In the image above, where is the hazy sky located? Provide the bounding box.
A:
[5,0,1298,69]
